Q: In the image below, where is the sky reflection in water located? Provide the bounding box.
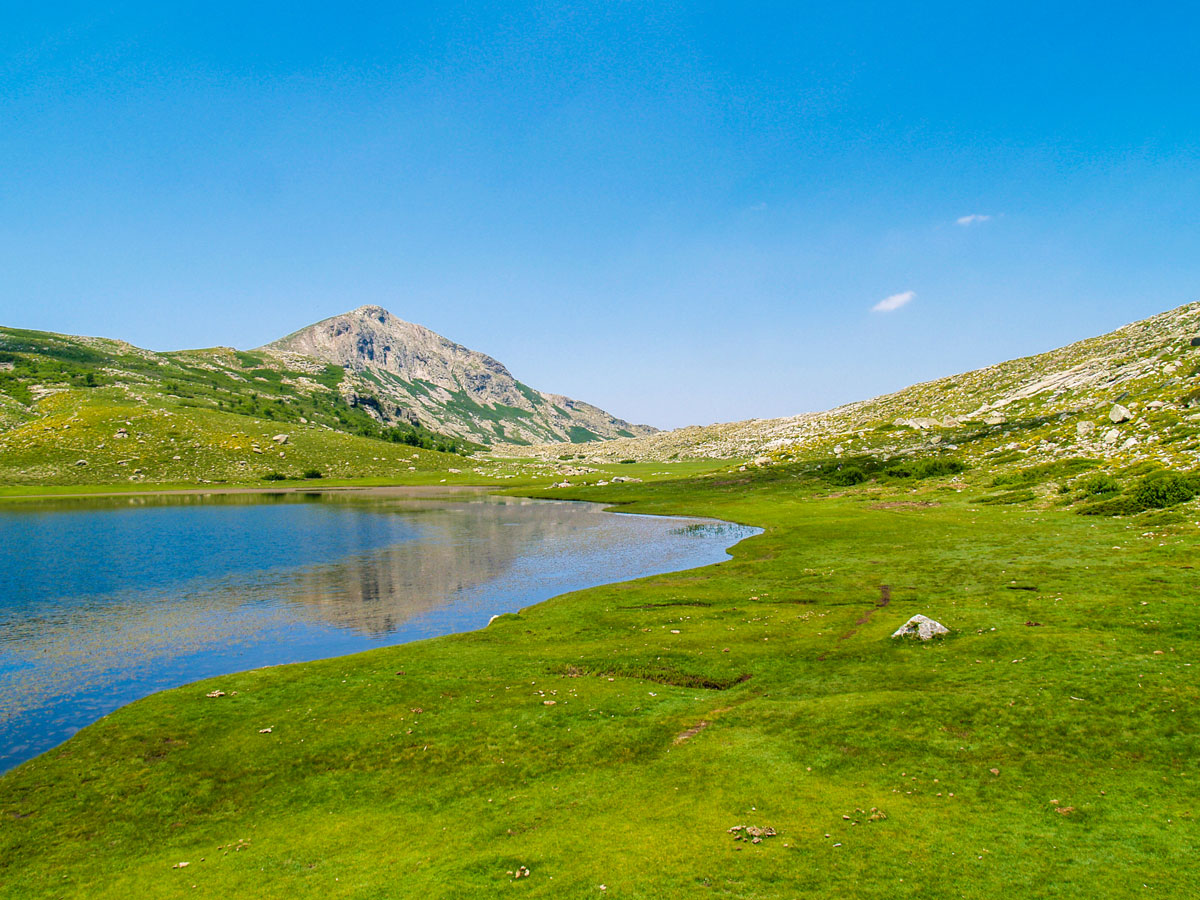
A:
[0,488,757,771]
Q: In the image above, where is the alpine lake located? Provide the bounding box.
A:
[0,487,758,771]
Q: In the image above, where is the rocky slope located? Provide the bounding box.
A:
[261,306,655,446]
[508,301,1200,474]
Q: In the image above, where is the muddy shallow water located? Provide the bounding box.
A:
[0,487,758,771]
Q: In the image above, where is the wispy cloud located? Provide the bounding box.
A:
[956,213,991,226]
[872,290,915,313]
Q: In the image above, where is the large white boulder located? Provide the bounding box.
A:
[891,615,949,640]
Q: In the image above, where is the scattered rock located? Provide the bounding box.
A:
[1109,404,1133,423]
[983,412,1007,426]
[1146,400,1165,409]
[891,614,949,640]
[271,434,289,445]
[258,727,272,734]
[1076,420,1095,437]
[728,825,777,843]
[74,459,88,466]
[1102,428,1120,445]
[896,417,941,430]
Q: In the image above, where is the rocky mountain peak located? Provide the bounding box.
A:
[259,307,654,446]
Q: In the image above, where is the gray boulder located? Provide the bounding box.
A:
[1109,404,1133,424]
[891,614,949,640]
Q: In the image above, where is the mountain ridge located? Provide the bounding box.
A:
[510,301,1200,475]
[260,305,656,446]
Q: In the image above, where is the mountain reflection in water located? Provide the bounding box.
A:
[0,487,759,772]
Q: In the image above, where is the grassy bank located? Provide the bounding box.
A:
[1,464,1197,898]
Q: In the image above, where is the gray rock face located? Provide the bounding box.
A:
[261,306,656,446]
[891,614,949,640]
[1109,404,1133,423]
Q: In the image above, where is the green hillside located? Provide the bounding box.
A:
[0,326,477,486]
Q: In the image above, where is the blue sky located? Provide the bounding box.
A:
[2,2,1197,428]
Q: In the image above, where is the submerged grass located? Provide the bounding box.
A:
[1,463,1198,898]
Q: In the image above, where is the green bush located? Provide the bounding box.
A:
[1079,474,1121,496]
[262,471,288,481]
[885,457,965,479]
[827,466,866,486]
[1132,472,1197,509]
[302,468,323,480]
[1077,495,1146,516]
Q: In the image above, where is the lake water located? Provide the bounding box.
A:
[0,487,757,772]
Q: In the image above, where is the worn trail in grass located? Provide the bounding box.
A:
[1,466,1197,898]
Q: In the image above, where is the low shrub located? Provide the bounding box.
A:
[1132,472,1197,509]
[302,468,323,479]
[827,466,866,486]
[1077,495,1145,516]
[886,457,965,479]
[262,471,287,481]
[1079,474,1121,496]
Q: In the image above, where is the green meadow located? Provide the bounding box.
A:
[1,460,1196,898]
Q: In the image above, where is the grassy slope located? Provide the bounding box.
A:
[518,301,1200,469]
[1,465,1197,898]
[0,326,480,487]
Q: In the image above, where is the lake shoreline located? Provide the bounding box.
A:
[0,488,757,773]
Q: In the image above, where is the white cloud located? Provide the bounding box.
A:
[872,290,915,313]
[956,213,991,226]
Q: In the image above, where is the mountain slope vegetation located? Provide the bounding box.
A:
[0,306,653,486]
[516,302,1200,476]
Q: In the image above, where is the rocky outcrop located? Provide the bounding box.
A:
[261,306,655,446]
[891,615,949,640]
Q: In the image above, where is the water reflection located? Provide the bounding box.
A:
[0,488,759,771]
